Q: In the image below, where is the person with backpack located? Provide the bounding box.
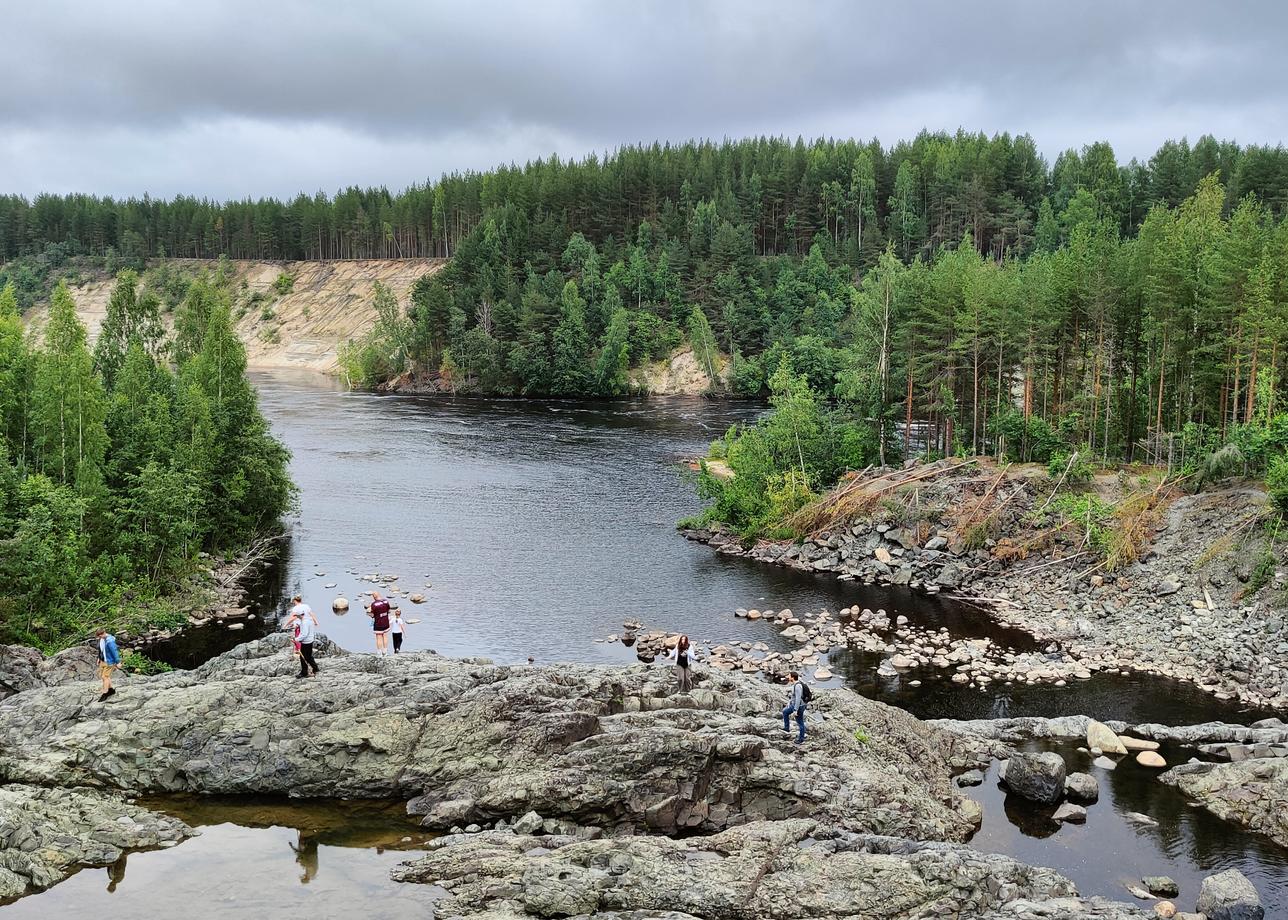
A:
[368,591,392,656]
[94,628,121,702]
[666,634,697,692]
[782,671,810,744]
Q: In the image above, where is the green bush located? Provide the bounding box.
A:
[1268,453,1288,517]
[273,272,296,295]
[1048,450,1093,485]
[991,409,1066,463]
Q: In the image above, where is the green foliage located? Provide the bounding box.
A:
[853,727,871,745]
[121,652,174,675]
[1048,450,1094,485]
[1050,493,1114,555]
[0,275,294,650]
[694,366,880,538]
[273,272,295,295]
[1267,453,1288,517]
[994,410,1066,464]
[340,282,413,388]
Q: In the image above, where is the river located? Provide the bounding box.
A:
[7,369,1286,918]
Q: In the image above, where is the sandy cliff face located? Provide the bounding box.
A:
[24,258,444,374]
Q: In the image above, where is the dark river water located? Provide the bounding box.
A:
[9,370,1286,918]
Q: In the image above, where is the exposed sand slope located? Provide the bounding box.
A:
[24,258,445,373]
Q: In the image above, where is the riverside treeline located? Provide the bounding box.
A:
[0,271,293,650]
[2,133,1287,529]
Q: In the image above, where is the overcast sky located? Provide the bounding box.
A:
[3,0,1285,200]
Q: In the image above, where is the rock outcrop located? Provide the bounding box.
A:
[0,644,99,700]
[1197,868,1264,920]
[391,819,1141,920]
[0,784,193,899]
[1160,758,1288,849]
[0,635,974,841]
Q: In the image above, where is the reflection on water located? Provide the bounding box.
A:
[0,798,436,918]
[43,370,1279,919]
[968,740,1288,917]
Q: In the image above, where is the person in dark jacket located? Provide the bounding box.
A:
[95,628,121,702]
[782,671,807,744]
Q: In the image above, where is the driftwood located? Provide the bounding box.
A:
[217,532,289,588]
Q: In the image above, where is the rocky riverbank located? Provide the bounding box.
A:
[0,784,192,901]
[2,635,1280,917]
[683,459,1288,710]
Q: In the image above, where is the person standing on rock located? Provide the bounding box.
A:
[286,596,320,678]
[667,635,696,692]
[390,607,407,653]
[368,591,392,656]
[782,671,809,744]
[94,628,120,702]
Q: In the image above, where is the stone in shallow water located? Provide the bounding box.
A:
[1136,750,1167,768]
[1197,868,1264,920]
[1143,876,1179,897]
[1001,752,1066,804]
[1064,772,1100,803]
[1052,802,1086,823]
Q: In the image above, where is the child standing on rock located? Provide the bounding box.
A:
[390,607,407,653]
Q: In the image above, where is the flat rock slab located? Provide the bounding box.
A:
[391,820,1129,919]
[0,635,975,843]
[1160,758,1288,849]
[0,784,193,900]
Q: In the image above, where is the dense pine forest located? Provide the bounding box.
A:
[0,271,294,650]
[3,132,1288,511]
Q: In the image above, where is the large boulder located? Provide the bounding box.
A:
[1086,719,1128,755]
[391,820,1089,919]
[0,635,976,842]
[1159,759,1288,848]
[1196,868,1264,920]
[0,784,192,899]
[1,643,99,701]
[1001,752,1067,804]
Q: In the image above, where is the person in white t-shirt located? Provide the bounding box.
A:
[390,608,407,653]
[285,594,320,678]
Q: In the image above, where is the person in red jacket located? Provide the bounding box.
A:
[368,591,392,656]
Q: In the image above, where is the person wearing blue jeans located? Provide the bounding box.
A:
[782,671,807,744]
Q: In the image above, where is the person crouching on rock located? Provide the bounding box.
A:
[368,591,392,656]
[667,635,696,693]
[783,671,810,745]
[94,627,120,702]
[286,595,320,678]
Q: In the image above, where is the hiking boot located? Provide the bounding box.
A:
[98,692,111,702]
[107,688,116,697]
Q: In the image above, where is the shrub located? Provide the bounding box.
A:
[1048,450,1093,486]
[991,409,1065,463]
[1268,453,1288,518]
[273,272,296,295]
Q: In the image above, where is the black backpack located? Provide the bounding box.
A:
[800,682,813,704]
[677,649,689,668]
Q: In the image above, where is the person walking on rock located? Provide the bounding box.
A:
[95,628,120,702]
[286,595,320,678]
[390,607,407,653]
[782,671,810,744]
[368,591,392,656]
[667,635,696,693]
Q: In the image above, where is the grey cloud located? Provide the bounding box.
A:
[1,0,1286,198]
